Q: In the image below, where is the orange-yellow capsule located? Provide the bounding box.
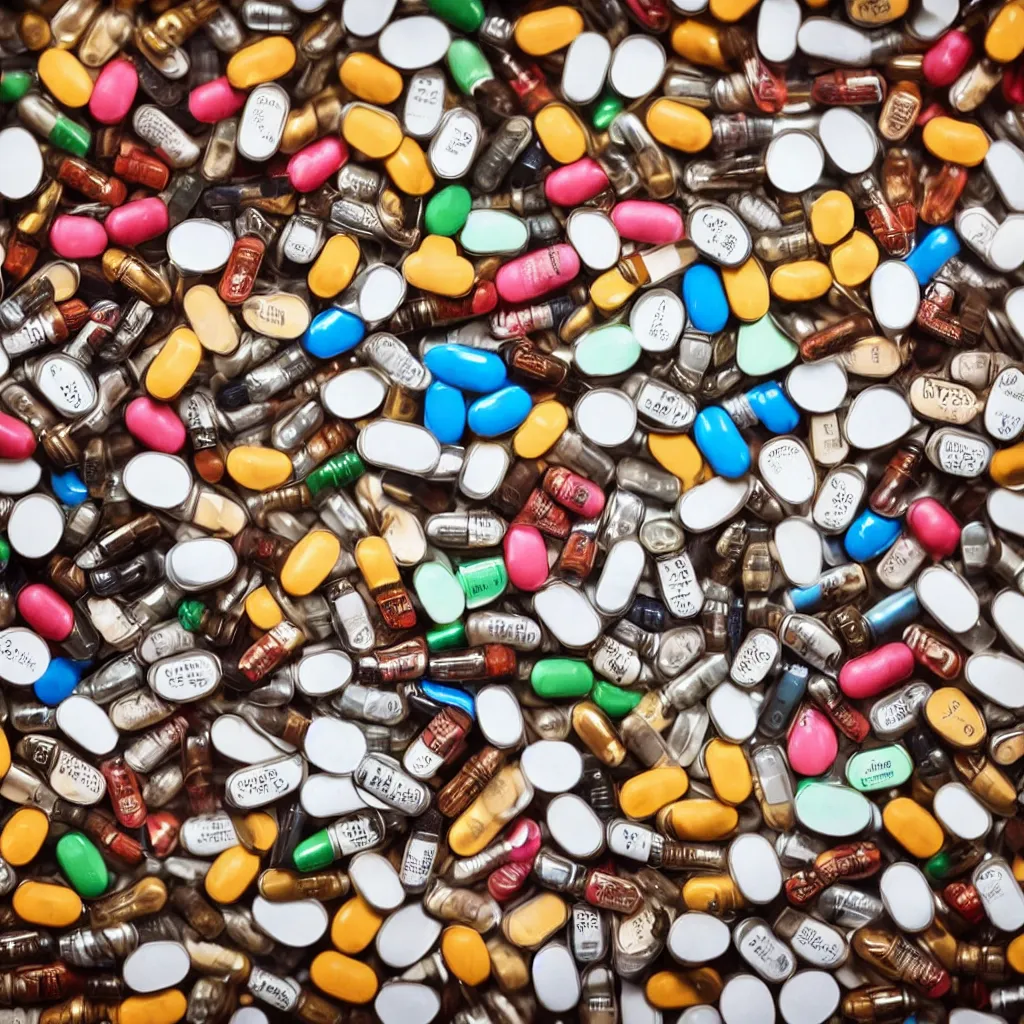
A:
[384,137,435,197]
[922,116,990,167]
[355,536,401,592]
[1008,931,1024,972]
[670,20,729,70]
[119,991,187,1024]
[648,434,707,489]
[403,235,474,296]
[882,796,945,857]
[38,48,94,108]
[771,260,833,302]
[589,266,638,313]
[535,104,588,164]
[12,880,82,927]
[646,969,723,1009]
[331,896,383,954]
[682,875,745,914]
[657,799,739,841]
[830,230,879,287]
[342,104,403,160]
[310,950,379,1004]
[145,327,202,400]
[990,442,1024,488]
[500,892,568,949]
[709,0,760,21]
[646,99,713,153]
[986,0,1024,63]
[204,846,260,904]
[0,728,9,779]
[225,446,293,492]
[183,285,240,356]
[339,53,403,105]
[810,190,856,246]
[514,7,584,55]
[441,925,491,985]
[705,739,753,805]
[619,767,689,819]
[847,0,909,24]
[722,257,770,322]
[226,36,296,88]
[0,807,48,867]
[449,764,532,856]
[281,530,341,596]
[308,234,361,299]
[513,400,569,458]
[245,586,283,631]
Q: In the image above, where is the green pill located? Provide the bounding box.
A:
[591,680,642,718]
[845,745,913,792]
[426,621,467,651]
[447,39,494,96]
[427,0,485,32]
[305,450,365,497]
[592,94,623,130]
[55,831,109,898]
[531,658,594,699]
[425,185,473,237]
[456,557,508,609]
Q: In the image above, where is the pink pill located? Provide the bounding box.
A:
[838,642,915,700]
[612,200,685,245]
[188,76,247,123]
[49,215,107,259]
[544,158,610,207]
[786,705,838,777]
[495,244,580,304]
[503,524,549,592]
[125,397,186,453]
[923,29,974,87]
[18,583,74,642]
[105,197,170,248]
[287,136,349,193]
[88,58,138,126]
[906,497,960,559]
[0,412,36,460]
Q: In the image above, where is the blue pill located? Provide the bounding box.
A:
[864,586,920,639]
[467,385,532,437]
[424,381,466,445]
[694,406,751,479]
[50,469,88,506]
[746,382,800,434]
[844,510,902,562]
[302,307,365,358]
[424,344,507,393]
[421,681,476,719]
[35,657,90,705]
[905,226,960,286]
[682,263,729,333]
[786,582,823,614]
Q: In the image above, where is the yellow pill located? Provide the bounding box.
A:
[705,739,753,806]
[646,99,713,153]
[225,446,293,492]
[810,190,855,246]
[830,230,879,287]
[245,586,283,630]
[657,799,738,841]
[183,285,240,355]
[883,797,944,857]
[648,434,707,489]
[925,687,986,749]
[535,104,588,164]
[342,104,403,160]
[403,235,474,297]
[847,0,908,23]
[310,951,378,1004]
[1014,854,1024,884]
[281,529,341,596]
[355,536,400,590]
[441,925,491,985]
[226,36,296,88]
[1009,932,1024,972]
[0,730,8,779]
[119,991,187,1024]
[922,116,990,167]
[12,879,82,927]
[709,0,760,21]
[38,48,94,108]
[986,0,1024,63]
[501,892,568,949]
[146,327,202,400]
[590,266,638,313]
[204,845,260,904]
[385,137,435,197]
[339,53,403,105]
[770,260,833,302]
[242,292,311,340]
[331,896,383,954]
[0,807,48,867]
[620,767,689,819]
[514,7,583,54]
[449,764,531,856]
[682,875,744,913]
[670,20,729,70]
[513,400,568,458]
[990,441,1024,488]
[646,970,722,1010]
[308,234,361,299]
[238,811,278,854]
[722,257,770,322]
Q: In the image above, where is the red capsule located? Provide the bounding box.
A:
[146,811,181,857]
[17,583,74,641]
[906,497,960,559]
[99,756,148,830]
[488,860,533,901]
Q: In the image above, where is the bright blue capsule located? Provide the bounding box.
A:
[904,226,960,286]
[420,681,476,719]
[864,586,920,640]
[50,469,88,506]
[682,263,729,333]
[424,344,507,393]
[302,307,365,358]
[745,382,800,434]
[844,510,902,562]
[694,406,751,479]
[424,381,466,444]
[467,385,532,437]
[35,658,90,705]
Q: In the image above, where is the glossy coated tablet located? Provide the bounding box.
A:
[879,862,934,932]
[251,896,328,947]
[123,942,191,993]
[667,912,730,965]
[520,741,584,794]
[547,793,605,859]
[167,219,234,274]
[375,903,443,968]
[8,494,64,559]
[765,132,824,194]
[303,717,368,774]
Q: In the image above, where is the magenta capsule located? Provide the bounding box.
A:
[922,29,974,87]
[18,583,74,642]
[786,705,838,777]
[503,524,549,592]
[906,497,960,559]
[89,58,138,126]
[125,397,187,454]
[104,197,170,248]
[188,76,247,123]
[838,642,915,700]
[0,412,37,460]
[49,215,108,259]
[287,136,349,193]
[495,244,580,304]
[611,200,685,245]
[544,158,610,206]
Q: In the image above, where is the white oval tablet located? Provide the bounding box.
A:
[376,903,443,969]
[321,368,387,420]
[547,793,605,859]
[988,487,1024,539]
[0,459,42,495]
[180,812,238,857]
[147,651,222,703]
[342,0,396,35]
[879,862,934,932]
[533,582,601,648]
[57,695,118,755]
[303,717,368,774]
[986,140,1024,212]
[984,365,1024,442]
[843,386,914,449]
[819,108,877,175]
[992,590,1024,657]
[225,754,304,808]
[532,942,581,1013]
[476,684,524,749]
[0,127,43,200]
[357,419,441,475]
[0,627,50,685]
[459,441,509,501]
[797,17,873,63]
[965,650,1024,710]
[991,214,1024,272]
[165,537,237,592]
[779,971,840,1024]
[630,288,685,353]
[349,851,405,911]
[757,0,800,62]
[677,476,751,533]
[124,452,193,509]
[906,0,958,37]
[378,16,450,69]
[594,538,645,616]
[375,983,440,1024]
[870,261,920,333]
[295,649,353,697]
[786,360,848,413]
[167,219,235,274]
[933,782,991,842]
[521,741,583,794]
[731,629,781,688]
[719,974,776,1024]
[729,833,782,904]
[123,942,191,993]
[357,264,407,323]
[251,896,327,947]
[608,35,666,99]
[211,714,283,764]
[566,209,620,271]
[765,131,824,194]
[301,773,385,817]
[35,354,97,416]
[708,681,758,743]
[668,912,730,965]
[562,32,611,105]
[574,387,637,448]
[758,437,816,506]
[974,858,1024,931]
[8,493,64,559]
[916,565,979,634]
[774,518,823,586]
[428,108,481,179]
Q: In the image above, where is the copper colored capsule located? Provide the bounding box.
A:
[920,163,969,226]
[903,624,963,681]
[811,69,886,105]
[82,811,144,867]
[513,488,571,539]
[171,885,225,940]
[784,868,826,906]
[815,842,882,883]
[145,811,180,857]
[798,314,874,361]
[113,142,170,190]
[878,82,922,142]
[218,236,265,306]
[88,877,167,928]
[572,701,626,767]
[437,746,506,818]
[841,986,923,1023]
[98,757,146,830]
[506,341,569,388]
[851,928,951,998]
[556,521,599,583]
[583,870,643,915]
[258,868,350,902]
[488,860,533,902]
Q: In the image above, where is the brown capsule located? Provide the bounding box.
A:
[437,746,506,818]
[257,868,350,902]
[851,928,950,997]
[88,877,167,928]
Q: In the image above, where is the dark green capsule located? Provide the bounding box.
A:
[531,658,594,699]
[0,72,33,104]
[591,94,624,131]
[427,0,486,33]
[426,620,467,651]
[591,680,642,718]
[56,832,109,898]
[305,450,365,497]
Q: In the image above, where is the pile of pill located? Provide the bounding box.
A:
[2,0,1024,1022]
